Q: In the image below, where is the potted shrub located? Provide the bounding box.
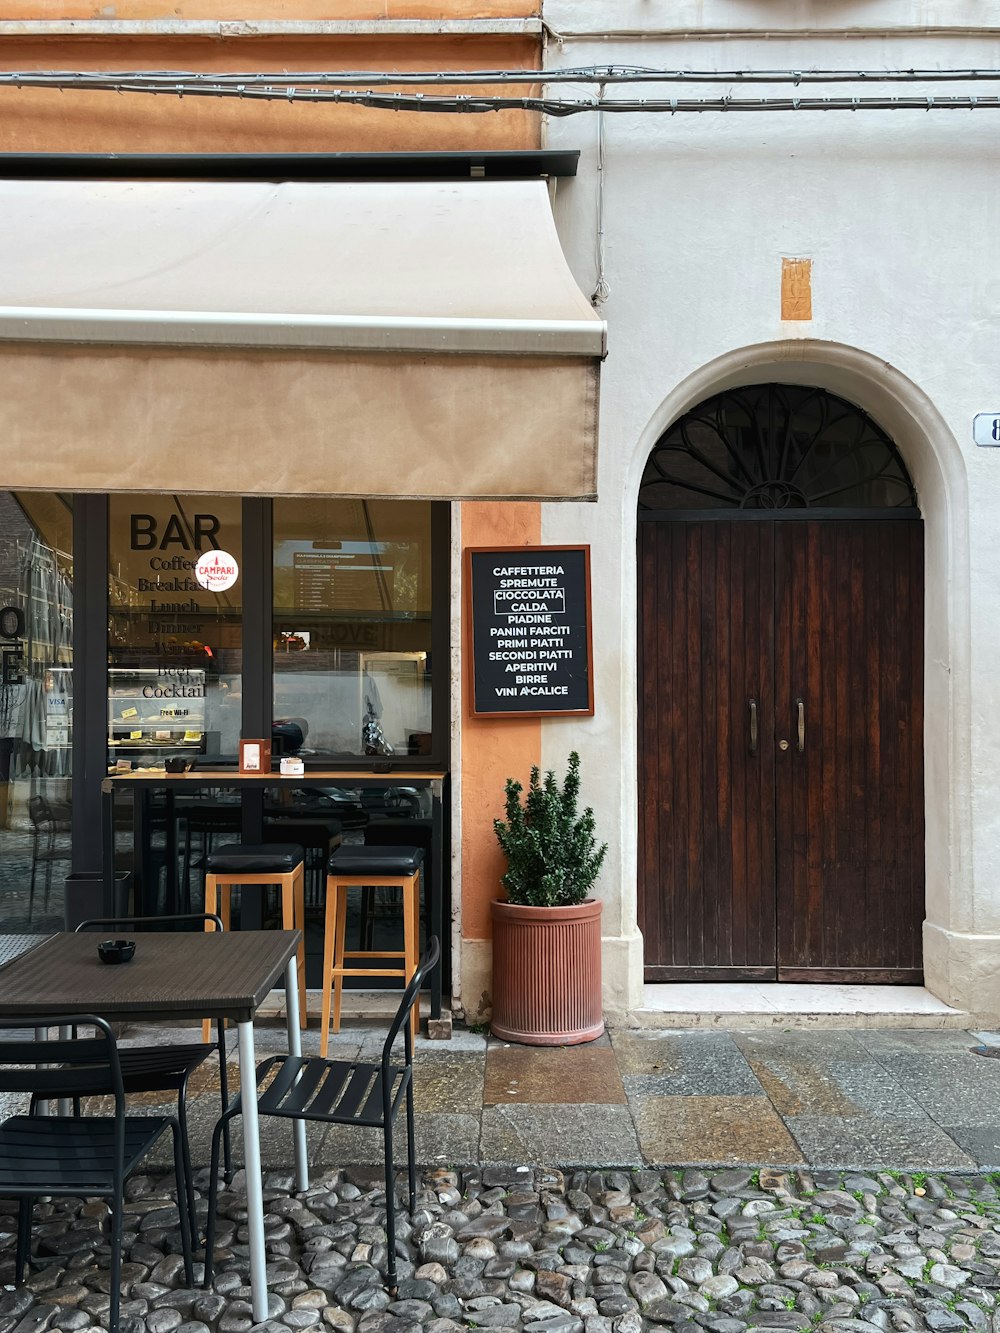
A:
[490,751,608,1045]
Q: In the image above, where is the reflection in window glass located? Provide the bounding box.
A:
[273,500,432,758]
[0,492,73,931]
[108,496,243,766]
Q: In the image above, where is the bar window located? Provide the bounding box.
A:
[272,499,433,759]
[0,492,73,930]
[108,496,243,766]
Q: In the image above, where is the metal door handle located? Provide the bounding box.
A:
[749,698,758,756]
[796,698,805,753]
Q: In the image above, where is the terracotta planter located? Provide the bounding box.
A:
[490,897,604,1045]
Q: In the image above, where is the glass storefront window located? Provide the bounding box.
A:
[0,492,73,930]
[108,496,243,766]
[272,500,433,759]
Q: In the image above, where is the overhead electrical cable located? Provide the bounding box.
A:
[2,66,1000,114]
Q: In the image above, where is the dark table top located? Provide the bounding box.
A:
[0,930,302,1024]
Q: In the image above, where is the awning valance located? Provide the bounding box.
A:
[0,178,605,500]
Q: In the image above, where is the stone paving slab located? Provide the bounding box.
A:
[616,1032,763,1098]
[484,1046,626,1107]
[630,1094,802,1166]
[860,1054,1000,1128]
[940,1125,1000,1166]
[480,1104,642,1166]
[783,1114,977,1170]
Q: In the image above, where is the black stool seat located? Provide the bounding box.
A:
[205,843,304,874]
[327,845,424,876]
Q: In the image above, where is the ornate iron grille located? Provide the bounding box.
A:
[638,384,917,512]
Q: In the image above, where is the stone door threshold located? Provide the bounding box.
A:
[629,982,971,1029]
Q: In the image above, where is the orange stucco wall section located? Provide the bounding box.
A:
[0,33,539,152]
[6,0,535,16]
[460,502,541,942]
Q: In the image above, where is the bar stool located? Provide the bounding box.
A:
[201,843,307,1041]
[361,818,433,950]
[321,845,424,1055]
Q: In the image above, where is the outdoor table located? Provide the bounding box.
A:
[0,928,306,1321]
[102,767,447,1020]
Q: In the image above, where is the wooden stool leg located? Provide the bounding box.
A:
[218,883,232,934]
[277,872,303,1029]
[332,882,349,1036]
[203,878,220,1043]
[293,864,307,1028]
[405,872,420,1040]
[320,879,337,1059]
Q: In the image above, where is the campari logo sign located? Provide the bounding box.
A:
[194,550,239,593]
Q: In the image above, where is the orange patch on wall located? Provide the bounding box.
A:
[781,257,812,321]
[461,501,541,942]
[3,0,537,22]
[0,35,541,153]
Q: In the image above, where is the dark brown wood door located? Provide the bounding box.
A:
[638,521,778,980]
[773,521,924,981]
[637,517,924,982]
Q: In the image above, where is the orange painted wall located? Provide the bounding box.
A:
[0,34,539,152]
[461,502,541,942]
[6,0,535,17]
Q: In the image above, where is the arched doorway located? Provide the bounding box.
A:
[637,383,924,982]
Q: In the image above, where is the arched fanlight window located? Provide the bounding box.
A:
[638,384,917,512]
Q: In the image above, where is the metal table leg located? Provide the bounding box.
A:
[237,1019,268,1323]
[283,955,309,1193]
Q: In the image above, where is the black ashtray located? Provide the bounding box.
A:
[98,939,136,965]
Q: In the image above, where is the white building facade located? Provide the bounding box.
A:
[536,1,1000,1022]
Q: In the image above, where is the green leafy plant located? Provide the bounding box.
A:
[493,750,608,907]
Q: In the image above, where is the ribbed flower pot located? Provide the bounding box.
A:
[490,898,604,1045]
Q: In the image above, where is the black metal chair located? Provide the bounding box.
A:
[0,1014,194,1333]
[27,794,71,921]
[75,914,233,1238]
[204,936,440,1293]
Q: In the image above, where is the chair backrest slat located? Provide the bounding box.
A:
[0,1035,106,1065]
[76,913,224,933]
[0,1015,123,1102]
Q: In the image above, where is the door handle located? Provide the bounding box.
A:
[796,698,805,753]
[748,698,758,756]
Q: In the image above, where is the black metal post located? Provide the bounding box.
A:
[70,494,108,876]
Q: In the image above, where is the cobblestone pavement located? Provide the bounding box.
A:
[5,1163,1000,1333]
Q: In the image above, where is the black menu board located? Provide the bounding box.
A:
[466,546,594,717]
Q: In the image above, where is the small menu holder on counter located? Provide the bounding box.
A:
[239,738,272,774]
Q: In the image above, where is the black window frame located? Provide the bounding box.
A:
[71,494,451,874]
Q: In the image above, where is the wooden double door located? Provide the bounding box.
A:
[638,517,925,982]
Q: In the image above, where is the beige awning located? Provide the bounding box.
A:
[0,178,605,500]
